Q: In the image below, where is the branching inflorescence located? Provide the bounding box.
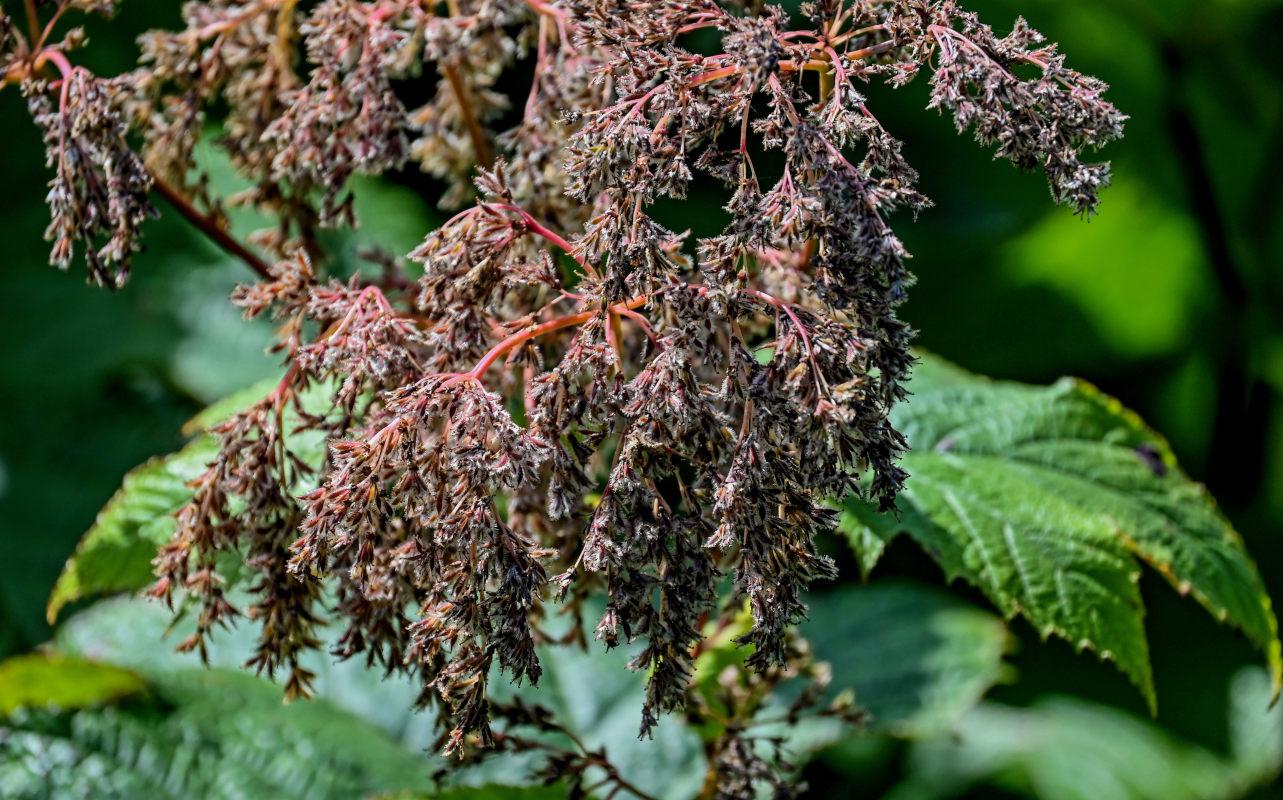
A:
[4,0,1123,791]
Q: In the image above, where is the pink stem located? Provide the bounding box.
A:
[486,203,597,278]
[440,282,815,393]
[618,308,662,350]
[36,48,74,80]
[37,0,70,49]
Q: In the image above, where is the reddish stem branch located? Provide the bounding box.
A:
[688,65,742,87]
[441,281,814,393]
[34,47,74,82]
[517,0,574,52]
[151,173,274,281]
[618,308,662,350]
[927,24,1050,78]
[746,288,827,395]
[26,47,275,283]
[37,0,71,50]
[485,202,597,278]
[269,360,302,415]
[842,40,896,62]
[192,0,287,40]
[443,293,650,388]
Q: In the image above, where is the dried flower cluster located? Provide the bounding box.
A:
[22,57,156,287]
[5,0,1122,793]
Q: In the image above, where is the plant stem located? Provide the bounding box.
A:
[443,282,805,390]
[37,1,71,51]
[150,173,274,281]
[22,0,41,46]
[486,202,598,278]
[442,61,494,170]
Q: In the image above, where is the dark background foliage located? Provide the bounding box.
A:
[1,0,1280,795]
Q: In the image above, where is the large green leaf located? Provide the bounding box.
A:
[883,667,1282,800]
[803,582,1012,738]
[53,584,1006,795]
[0,654,144,715]
[46,380,330,623]
[842,353,1281,708]
[179,377,280,435]
[374,789,568,800]
[44,436,220,625]
[55,597,710,799]
[0,654,436,800]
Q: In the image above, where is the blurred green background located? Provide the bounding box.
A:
[0,0,1280,796]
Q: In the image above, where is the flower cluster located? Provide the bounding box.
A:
[6,0,1123,792]
[151,388,323,699]
[24,64,156,288]
[917,7,1127,217]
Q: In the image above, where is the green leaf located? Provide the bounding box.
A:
[498,629,708,797]
[45,436,220,624]
[841,353,1281,709]
[1227,667,1283,787]
[885,668,1282,800]
[803,582,1012,738]
[53,574,999,790]
[56,596,710,799]
[0,661,435,800]
[180,377,280,435]
[373,789,568,800]
[0,654,145,715]
[839,497,933,582]
[46,380,332,623]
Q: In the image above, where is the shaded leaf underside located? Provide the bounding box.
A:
[46,381,329,623]
[842,353,1281,708]
[0,654,435,800]
[804,581,1012,738]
